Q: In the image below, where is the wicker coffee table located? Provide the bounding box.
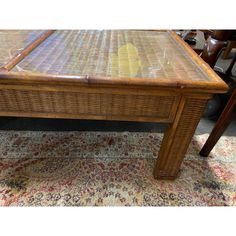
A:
[0,30,228,179]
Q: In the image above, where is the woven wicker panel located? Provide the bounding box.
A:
[14,30,209,81]
[157,97,207,177]
[0,30,44,68]
[0,89,176,119]
[154,97,207,179]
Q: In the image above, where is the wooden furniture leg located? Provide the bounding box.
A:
[154,96,208,179]
[222,41,233,59]
[200,89,236,157]
[222,41,236,59]
[225,52,236,75]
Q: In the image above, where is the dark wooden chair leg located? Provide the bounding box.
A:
[225,52,236,75]
[200,89,236,157]
[222,41,233,59]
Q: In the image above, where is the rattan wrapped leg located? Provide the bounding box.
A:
[154,96,208,180]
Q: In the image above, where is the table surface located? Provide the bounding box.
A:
[0,30,44,68]
[13,30,208,78]
[0,30,227,93]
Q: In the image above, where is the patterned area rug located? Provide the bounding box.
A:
[0,131,235,206]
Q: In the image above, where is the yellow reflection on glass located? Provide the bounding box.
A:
[111,43,141,77]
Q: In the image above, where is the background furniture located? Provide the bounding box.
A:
[200,89,236,156]
[199,30,236,156]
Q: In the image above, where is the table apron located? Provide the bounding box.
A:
[0,85,182,123]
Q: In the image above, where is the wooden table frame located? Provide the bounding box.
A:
[0,30,228,180]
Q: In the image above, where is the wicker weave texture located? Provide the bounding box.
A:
[0,30,44,68]
[13,30,209,81]
[0,89,177,119]
[155,97,207,178]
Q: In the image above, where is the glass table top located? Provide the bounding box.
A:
[10,30,211,81]
[0,30,44,68]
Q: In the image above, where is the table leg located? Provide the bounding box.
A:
[153,96,208,180]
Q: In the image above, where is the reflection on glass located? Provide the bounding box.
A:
[0,30,43,69]
[111,43,141,77]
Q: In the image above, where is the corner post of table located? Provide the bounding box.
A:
[153,94,211,180]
